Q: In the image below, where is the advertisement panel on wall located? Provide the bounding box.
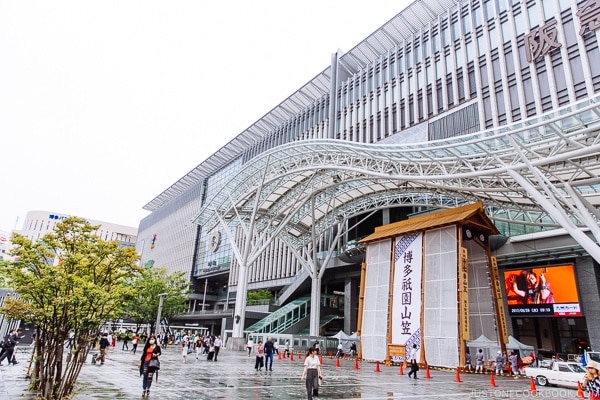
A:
[503,264,581,317]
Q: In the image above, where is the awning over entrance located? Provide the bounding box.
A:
[360,202,499,244]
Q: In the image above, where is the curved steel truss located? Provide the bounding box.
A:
[196,95,600,262]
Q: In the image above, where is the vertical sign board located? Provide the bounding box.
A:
[391,232,423,353]
[490,257,509,341]
[458,247,470,339]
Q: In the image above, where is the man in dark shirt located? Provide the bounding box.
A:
[0,329,22,366]
[264,337,275,371]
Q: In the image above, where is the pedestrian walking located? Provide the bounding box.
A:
[181,337,189,363]
[465,350,472,372]
[407,344,419,379]
[0,329,21,366]
[495,351,505,375]
[336,342,344,358]
[247,338,254,357]
[139,334,161,397]
[122,333,129,351]
[213,335,222,362]
[254,340,265,371]
[508,352,520,378]
[264,337,275,371]
[98,332,110,365]
[301,347,322,400]
[131,334,139,354]
[475,348,484,373]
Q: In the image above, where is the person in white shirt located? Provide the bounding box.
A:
[301,347,322,400]
[213,335,222,361]
[408,344,419,379]
[246,338,254,356]
[336,342,343,358]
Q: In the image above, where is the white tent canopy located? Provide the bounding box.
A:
[467,334,500,362]
[466,334,500,349]
[329,330,360,354]
[506,335,534,354]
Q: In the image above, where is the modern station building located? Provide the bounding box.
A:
[137,0,600,360]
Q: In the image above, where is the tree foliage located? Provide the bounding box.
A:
[247,289,273,303]
[123,267,189,333]
[0,217,141,400]
[0,259,12,288]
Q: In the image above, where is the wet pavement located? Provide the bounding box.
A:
[0,345,584,399]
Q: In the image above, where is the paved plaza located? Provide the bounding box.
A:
[0,345,585,399]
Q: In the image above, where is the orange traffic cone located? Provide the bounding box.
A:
[354,359,360,369]
[399,363,404,375]
[425,365,432,379]
[319,355,323,365]
[455,367,462,382]
[344,353,348,360]
[290,352,294,361]
[329,351,333,359]
[298,351,303,360]
[336,357,341,367]
[278,352,282,360]
[529,376,537,393]
[490,373,497,387]
[375,361,381,372]
[577,381,585,398]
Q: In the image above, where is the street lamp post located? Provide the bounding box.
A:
[155,293,167,335]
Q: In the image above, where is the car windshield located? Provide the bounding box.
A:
[571,364,586,373]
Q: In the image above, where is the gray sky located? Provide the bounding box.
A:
[0,0,410,231]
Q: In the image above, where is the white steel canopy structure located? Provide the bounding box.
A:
[196,95,600,264]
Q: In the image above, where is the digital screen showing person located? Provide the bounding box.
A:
[503,264,581,316]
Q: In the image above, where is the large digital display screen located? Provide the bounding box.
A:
[503,264,581,317]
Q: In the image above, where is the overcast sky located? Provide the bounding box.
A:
[0,0,411,232]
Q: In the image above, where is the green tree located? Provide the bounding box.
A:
[0,259,12,288]
[0,217,141,400]
[247,289,273,303]
[124,267,189,333]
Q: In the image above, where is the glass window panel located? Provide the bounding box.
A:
[484,1,495,21]
[553,62,567,92]
[427,63,434,82]
[563,18,577,47]
[433,32,440,53]
[442,27,450,47]
[542,0,558,20]
[467,39,476,62]
[570,55,584,86]
[497,0,509,13]
[462,13,472,34]
[473,6,483,28]
[478,33,487,53]
[501,19,511,44]
[489,27,499,50]
[452,19,460,41]
[456,46,464,66]
[528,4,540,28]
[514,12,525,36]
[505,50,515,75]
[558,0,571,12]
